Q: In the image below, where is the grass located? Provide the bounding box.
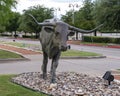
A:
[0,41,101,57]
[61,50,101,57]
[0,49,23,59]
[81,42,108,46]
[1,41,36,48]
[0,75,46,96]
[0,41,41,51]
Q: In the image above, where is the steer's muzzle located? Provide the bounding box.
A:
[61,45,71,51]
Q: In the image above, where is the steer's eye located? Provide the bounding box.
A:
[55,32,60,39]
[55,32,59,36]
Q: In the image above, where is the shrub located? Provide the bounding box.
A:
[114,38,120,44]
[0,34,12,37]
[101,31,120,33]
[22,35,36,38]
[83,36,119,44]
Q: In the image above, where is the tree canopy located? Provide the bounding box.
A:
[62,0,95,30]
[0,0,17,32]
[1,0,119,35]
[6,12,21,32]
[62,0,120,32]
[93,0,120,31]
[75,0,95,29]
[18,5,54,38]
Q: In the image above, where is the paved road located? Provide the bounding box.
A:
[70,44,120,58]
[0,37,120,77]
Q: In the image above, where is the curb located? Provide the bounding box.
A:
[0,44,41,55]
[60,56,106,59]
[67,41,120,49]
[80,44,120,49]
[0,48,30,63]
[0,58,30,63]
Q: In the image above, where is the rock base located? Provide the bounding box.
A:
[12,72,120,96]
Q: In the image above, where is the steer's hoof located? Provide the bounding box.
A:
[42,74,47,80]
[50,79,56,84]
[49,83,57,90]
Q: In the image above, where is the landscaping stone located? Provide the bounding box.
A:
[12,72,120,96]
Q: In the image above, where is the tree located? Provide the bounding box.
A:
[61,0,95,39]
[93,0,120,31]
[75,0,95,30]
[6,12,21,38]
[18,5,54,38]
[0,0,17,32]
[61,0,95,29]
[61,11,73,25]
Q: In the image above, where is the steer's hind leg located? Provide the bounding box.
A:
[51,52,60,83]
[41,52,48,79]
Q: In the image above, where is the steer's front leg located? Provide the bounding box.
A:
[51,52,60,83]
[41,51,48,79]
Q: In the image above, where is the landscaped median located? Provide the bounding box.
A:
[0,49,29,62]
[67,40,120,49]
[61,49,106,59]
[0,41,106,60]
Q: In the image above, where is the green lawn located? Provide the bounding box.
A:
[0,41,101,57]
[0,41,40,49]
[0,49,23,59]
[81,42,108,46]
[0,75,46,96]
[61,50,101,57]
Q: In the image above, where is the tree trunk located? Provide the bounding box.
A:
[94,30,97,36]
[76,32,78,40]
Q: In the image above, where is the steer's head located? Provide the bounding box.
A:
[53,21,70,51]
[42,19,71,51]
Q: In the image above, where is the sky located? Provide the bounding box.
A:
[14,0,83,18]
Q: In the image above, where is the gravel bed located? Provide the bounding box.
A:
[12,72,120,96]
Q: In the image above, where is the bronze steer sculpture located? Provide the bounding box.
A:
[28,14,103,83]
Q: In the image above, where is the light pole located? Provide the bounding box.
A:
[53,8,60,18]
[69,3,79,24]
[69,3,79,40]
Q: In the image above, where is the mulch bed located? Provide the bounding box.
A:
[114,75,120,80]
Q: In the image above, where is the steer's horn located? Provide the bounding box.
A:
[27,14,55,26]
[69,24,103,33]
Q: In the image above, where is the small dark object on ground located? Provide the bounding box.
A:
[67,45,71,49]
[103,71,114,85]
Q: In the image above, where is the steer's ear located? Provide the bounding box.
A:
[44,27,54,33]
[68,30,75,36]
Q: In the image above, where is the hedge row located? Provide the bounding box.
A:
[101,31,120,33]
[0,33,38,39]
[0,34,12,37]
[22,35,37,38]
[83,36,120,44]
